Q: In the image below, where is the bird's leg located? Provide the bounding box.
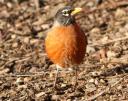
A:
[74,66,78,89]
[53,65,59,87]
[72,66,78,91]
[75,66,78,86]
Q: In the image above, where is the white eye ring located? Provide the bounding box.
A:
[62,13,69,16]
[62,9,69,16]
[62,9,68,13]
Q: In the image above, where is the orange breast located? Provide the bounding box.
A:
[45,23,87,68]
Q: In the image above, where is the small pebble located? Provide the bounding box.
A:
[7,2,12,8]
[0,68,10,75]
[107,50,116,58]
[49,72,54,78]
[91,71,101,76]
[86,1,95,7]
[36,92,45,98]
[86,83,96,92]
[29,67,37,73]
[0,81,3,84]
[9,90,17,96]
[17,85,27,89]
[115,9,126,18]
[24,77,32,83]
[117,85,122,90]
[101,36,109,43]
[91,27,100,34]
[23,37,30,44]
[12,42,18,48]
[89,78,95,83]
[86,46,95,53]
[30,39,39,44]
[44,5,50,10]
[94,79,99,85]
[16,77,24,85]
[52,95,59,100]
[61,83,67,88]
[11,34,17,39]
[41,24,50,30]
[100,79,105,83]
[108,78,119,85]
[67,99,71,101]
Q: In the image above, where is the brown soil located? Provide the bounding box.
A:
[0,0,128,101]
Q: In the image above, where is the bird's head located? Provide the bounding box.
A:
[54,6,82,26]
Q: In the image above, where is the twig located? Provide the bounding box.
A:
[89,36,128,47]
[85,75,127,101]
[0,71,47,77]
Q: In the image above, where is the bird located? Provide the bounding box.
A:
[45,6,87,87]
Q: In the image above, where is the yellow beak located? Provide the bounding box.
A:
[71,7,83,16]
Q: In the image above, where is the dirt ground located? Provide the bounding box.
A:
[0,0,128,101]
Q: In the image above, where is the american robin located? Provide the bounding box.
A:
[45,6,87,87]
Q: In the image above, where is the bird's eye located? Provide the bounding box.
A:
[62,10,68,14]
[63,11,67,14]
[62,9,70,16]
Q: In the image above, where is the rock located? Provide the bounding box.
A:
[0,0,4,3]
[108,78,119,85]
[94,79,99,85]
[11,34,17,39]
[37,32,45,38]
[17,85,27,89]
[101,36,109,43]
[24,77,32,83]
[86,83,96,92]
[16,77,24,85]
[30,39,39,45]
[107,50,116,58]
[125,32,128,36]
[100,79,106,83]
[61,83,67,88]
[91,27,100,34]
[89,78,95,83]
[67,99,71,101]
[0,68,10,75]
[12,42,18,48]
[29,67,37,73]
[9,90,17,97]
[0,81,3,84]
[7,2,12,8]
[86,46,95,53]
[23,37,30,44]
[115,9,126,18]
[117,85,122,90]
[41,24,50,30]
[51,95,59,101]
[91,71,102,76]
[86,1,95,7]
[44,5,50,10]
[36,92,45,98]
[124,24,128,32]
[49,72,54,78]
